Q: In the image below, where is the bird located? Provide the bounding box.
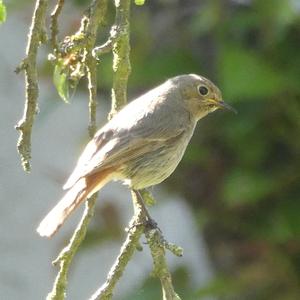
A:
[37,74,236,237]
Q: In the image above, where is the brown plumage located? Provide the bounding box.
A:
[37,167,116,237]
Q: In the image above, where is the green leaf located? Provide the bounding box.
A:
[53,64,69,103]
[135,0,145,5]
[0,1,7,24]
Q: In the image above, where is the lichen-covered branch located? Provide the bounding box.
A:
[50,0,65,52]
[15,0,48,172]
[92,37,114,58]
[110,0,131,118]
[87,52,98,136]
[47,1,107,299]
[84,0,108,135]
[146,229,182,300]
[89,191,145,300]
[47,195,98,300]
[93,0,132,118]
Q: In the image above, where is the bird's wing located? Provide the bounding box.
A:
[63,94,191,190]
[63,126,185,189]
[63,129,114,189]
[86,131,184,172]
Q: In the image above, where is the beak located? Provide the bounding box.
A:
[217,100,237,114]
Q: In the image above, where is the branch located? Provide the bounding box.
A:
[89,191,145,300]
[50,0,65,52]
[47,1,108,299]
[90,189,183,300]
[92,37,114,58]
[109,0,131,118]
[92,0,132,118]
[15,0,48,172]
[146,229,183,300]
[92,0,132,117]
[47,195,98,300]
[86,40,99,137]
[137,190,183,300]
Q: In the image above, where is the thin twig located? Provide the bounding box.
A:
[47,1,108,299]
[89,191,146,300]
[50,0,65,52]
[135,191,183,299]
[87,53,98,137]
[92,37,114,58]
[145,228,182,300]
[109,0,131,118]
[92,24,118,58]
[15,0,48,172]
[47,195,98,300]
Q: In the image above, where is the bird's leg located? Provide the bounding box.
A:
[131,189,158,230]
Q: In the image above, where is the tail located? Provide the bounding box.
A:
[37,168,115,237]
[37,178,89,237]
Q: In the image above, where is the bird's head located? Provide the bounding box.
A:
[170,74,236,120]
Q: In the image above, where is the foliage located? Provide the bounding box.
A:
[0,0,6,24]
[53,63,70,102]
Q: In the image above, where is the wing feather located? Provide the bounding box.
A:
[63,92,190,189]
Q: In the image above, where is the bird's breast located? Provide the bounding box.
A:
[124,125,195,189]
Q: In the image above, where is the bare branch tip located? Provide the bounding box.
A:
[22,160,31,173]
[15,59,27,74]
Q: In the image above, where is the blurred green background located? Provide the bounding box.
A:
[6,0,300,299]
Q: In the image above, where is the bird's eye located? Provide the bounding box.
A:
[198,85,209,96]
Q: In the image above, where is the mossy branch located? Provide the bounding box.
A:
[50,0,65,52]
[110,0,132,118]
[47,195,98,300]
[15,0,48,172]
[146,228,183,300]
[89,191,145,300]
[90,188,183,300]
[47,1,107,299]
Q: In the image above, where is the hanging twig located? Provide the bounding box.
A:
[15,0,48,172]
[146,228,182,300]
[47,195,98,300]
[47,1,108,299]
[89,191,145,300]
[50,0,65,52]
[109,0,132,118]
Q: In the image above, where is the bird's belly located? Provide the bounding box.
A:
[125,137,190,190]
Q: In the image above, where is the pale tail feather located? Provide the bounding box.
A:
[37,168,115,238]
[37,178,88,238]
